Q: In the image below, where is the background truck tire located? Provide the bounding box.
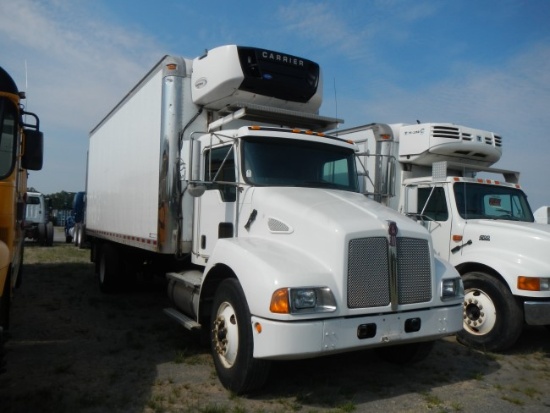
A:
[46,222,54,246]
[38,223,46,245]
[376,340,435,364]
[210,278,270,394]
[457,272,523,352]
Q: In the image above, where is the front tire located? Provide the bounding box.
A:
[457,272,523,352]
[210,279,270,394]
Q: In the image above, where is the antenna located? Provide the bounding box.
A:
[333,77,338,132]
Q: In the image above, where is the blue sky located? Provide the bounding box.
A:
[1,0,549,210]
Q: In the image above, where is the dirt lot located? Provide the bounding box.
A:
[1,233,549,412]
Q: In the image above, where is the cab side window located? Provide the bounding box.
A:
[418,187,448,221]
[204,145,236,202]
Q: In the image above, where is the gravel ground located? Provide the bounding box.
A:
[0,234,549,412]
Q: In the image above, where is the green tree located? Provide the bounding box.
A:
[47,191,75,210]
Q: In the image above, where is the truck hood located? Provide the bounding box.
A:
[464,219,550,240]
[245,187,429,242]
[460,219,550,279]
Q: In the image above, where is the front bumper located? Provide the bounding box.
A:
[524,301,550,325]
[252,304,463,360]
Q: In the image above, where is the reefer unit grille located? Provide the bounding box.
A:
[347,237,432,308]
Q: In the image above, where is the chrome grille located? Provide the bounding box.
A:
[348,238,390,308]
[396,238,432,304]
[347,237,432,308]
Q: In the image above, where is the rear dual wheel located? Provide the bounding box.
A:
[98,244,121,293]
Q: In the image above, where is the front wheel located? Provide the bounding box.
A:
[210,279,270,394]
[457,272,523,352]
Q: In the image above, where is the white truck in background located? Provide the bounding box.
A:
[534,206,549,224]
[24,191,54,246]
[336,122,550,351]
[84,46,463,393]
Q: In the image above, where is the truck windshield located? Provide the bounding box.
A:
[242,137,359,192]
[453,182,534,222]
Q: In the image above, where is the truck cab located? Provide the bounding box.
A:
[0,66,43,354]
[24,191,54,246]
[85,47,464,393]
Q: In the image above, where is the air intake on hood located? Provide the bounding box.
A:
[268,218,293,233]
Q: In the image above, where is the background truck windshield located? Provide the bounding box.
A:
[454,182,534,222]
[242,137,359,192]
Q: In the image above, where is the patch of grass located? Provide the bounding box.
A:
[338,401,356,412]
[174,347,205,365]
[421,391,443,408]
[501,395,524,406]
[24,243,90,264]
[472,371,484,380]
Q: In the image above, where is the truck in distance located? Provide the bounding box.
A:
[24,191,54,246]
[84,46,464,393]
[337,122,550,351]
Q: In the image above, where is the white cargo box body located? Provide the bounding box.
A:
[87,66,166,251]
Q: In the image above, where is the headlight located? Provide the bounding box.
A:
[441,278,464,300]
[270,287,337,314]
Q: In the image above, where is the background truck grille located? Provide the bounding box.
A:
[347,237,432,308]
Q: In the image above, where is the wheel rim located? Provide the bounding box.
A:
[463,288,497,335]
[213,301,239,368]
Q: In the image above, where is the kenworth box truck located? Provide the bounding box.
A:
[336,122,550,351]
[0,66,43,368]
[84,46,463,393]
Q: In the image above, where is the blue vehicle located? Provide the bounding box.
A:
[65,191,85,245]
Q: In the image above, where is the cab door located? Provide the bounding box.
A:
[416,185,453,261]
[194,144,237,261]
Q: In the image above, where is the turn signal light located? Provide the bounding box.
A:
[517,276,548,291]
[270,288,290,313]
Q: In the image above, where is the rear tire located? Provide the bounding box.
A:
[211,279,270,394]
[98,244,121,293]
[38,223,46,245]
[457,272,523,352]
[45,222,54,246]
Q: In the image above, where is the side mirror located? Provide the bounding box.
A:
[22,129,44,171]
[188,183,206,197]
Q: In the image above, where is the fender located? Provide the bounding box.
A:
[202,237,336,320]
[454,243,550,298]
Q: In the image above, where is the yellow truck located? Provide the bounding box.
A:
[0,66,43,367]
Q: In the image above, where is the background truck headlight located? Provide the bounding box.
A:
[441,278,464,300]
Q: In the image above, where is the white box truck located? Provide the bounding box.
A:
[336,122,550,351]
[84,46,463,393]
[24,191,54,246]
